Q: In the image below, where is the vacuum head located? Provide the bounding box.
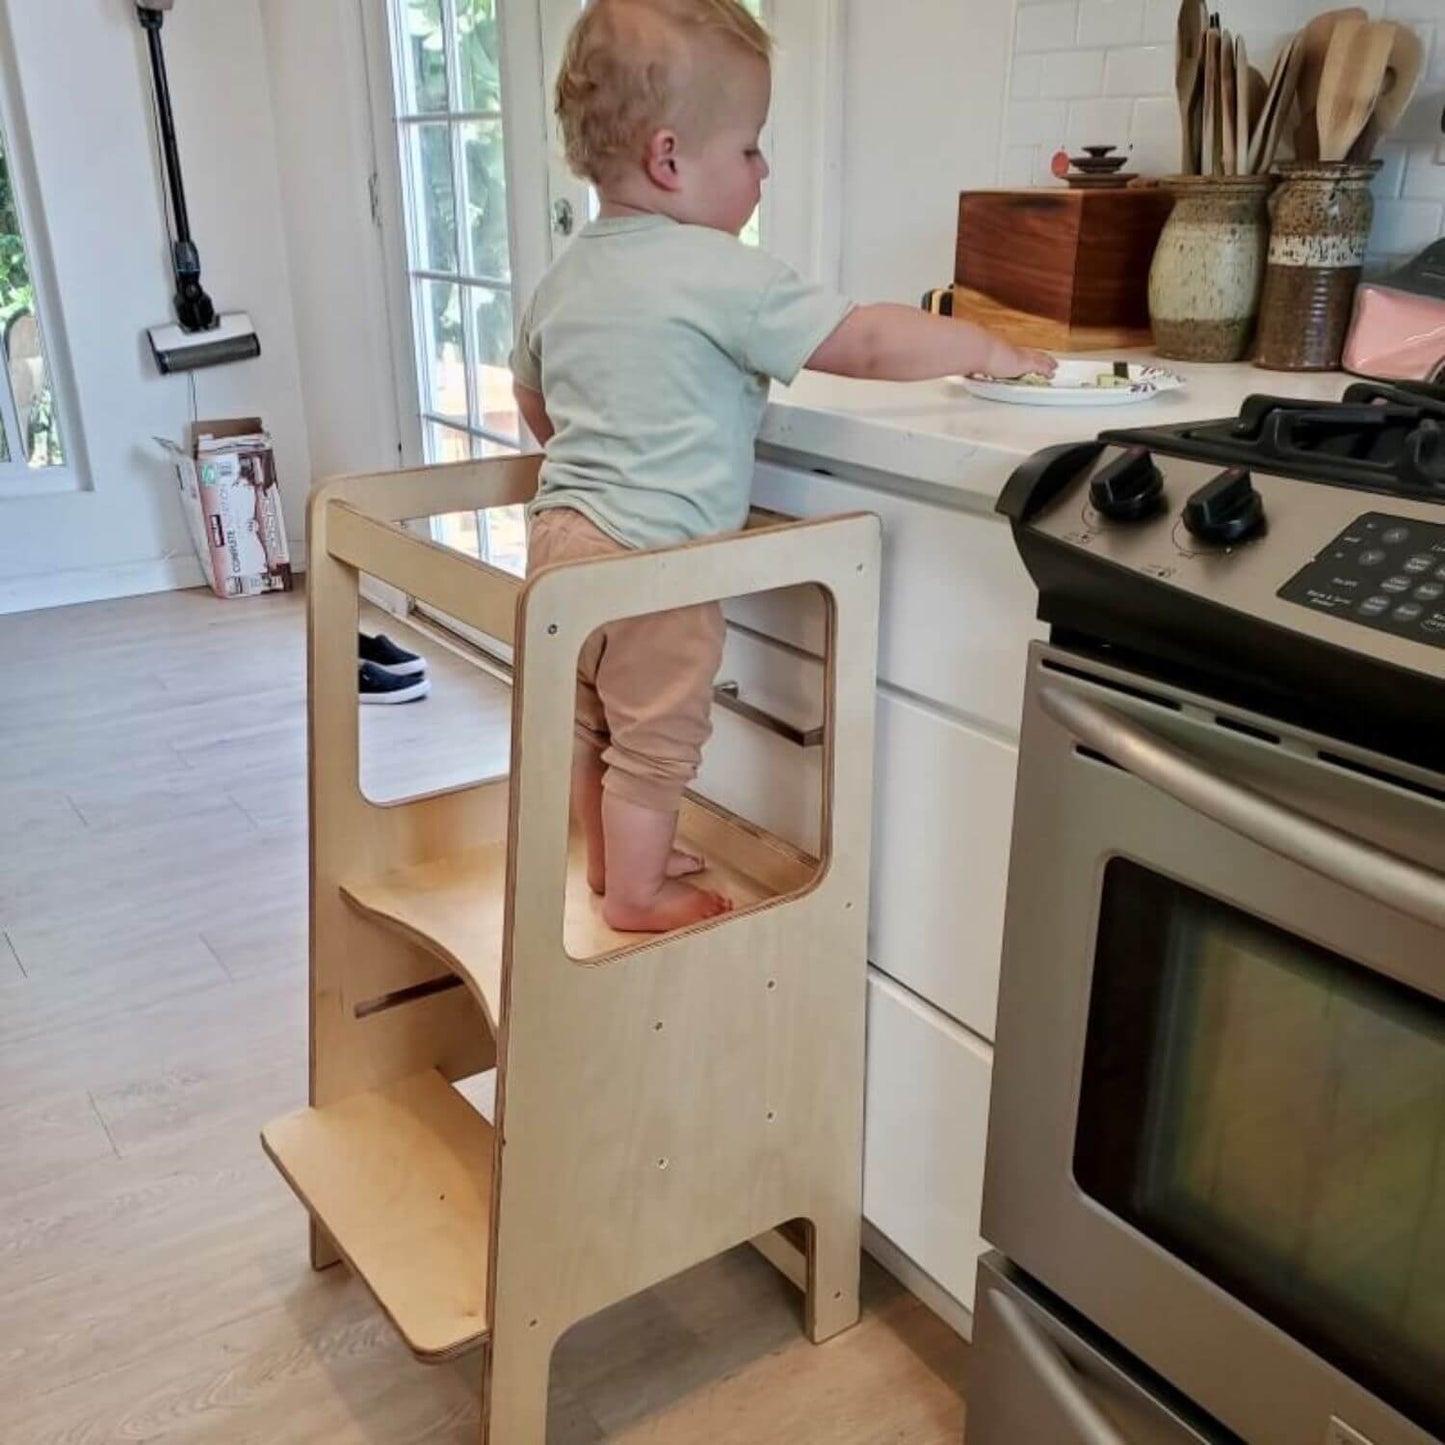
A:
[148,311,261,374]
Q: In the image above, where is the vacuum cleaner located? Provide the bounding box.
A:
[137,0,261,374]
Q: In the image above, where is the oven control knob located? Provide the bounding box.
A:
[1184,468,1265,545]
[1088,446,1165,522]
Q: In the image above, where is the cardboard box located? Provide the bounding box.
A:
[160,417,292,599]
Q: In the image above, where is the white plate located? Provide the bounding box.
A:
[954,360,1185,408]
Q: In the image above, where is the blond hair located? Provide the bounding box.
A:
[556,0,772,183]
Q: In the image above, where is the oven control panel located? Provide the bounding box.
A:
[1280,512,1445,650]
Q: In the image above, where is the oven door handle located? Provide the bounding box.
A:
[1040,684,1445,932]
[989,1290,1132,1445]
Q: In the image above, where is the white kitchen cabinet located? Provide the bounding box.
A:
[864,969,994,1312]
[749,461,1044,735]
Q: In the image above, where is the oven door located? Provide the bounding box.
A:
[984,643,1445,1445]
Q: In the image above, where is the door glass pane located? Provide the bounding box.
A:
[465,284,516,437]
[408,123,458,272]
[418,279,467,419]
[425,419,472,464]
[461,119,509,281]
[456,0,501,112]
[0,131,62,468]
[402,0,449,113]
[1077,859,1445,1437]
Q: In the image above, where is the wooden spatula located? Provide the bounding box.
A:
[1221,32,1237,176]
[1350,23,1426,160]
[1247,38,1301,175]
[1202,26,1220,175]
[1318,18,1396,163]
[1175,0,1208,171]
[1235,35,1251,175]
[1295,6,1369,160]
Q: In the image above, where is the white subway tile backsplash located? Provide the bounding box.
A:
[1017,1,1080,52]
[1373,199,1445,255]
[1001,0,1445,268]
[1008,99,1070,145]
[1077,0,1145,46]
[1011,53,1045,100]
[1067,97,1134,145]
[1042,49,1108,96]
[1104,44,1174,96]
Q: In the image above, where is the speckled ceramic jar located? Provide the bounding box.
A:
[1148,175,1275,363]
[1255,162,1380,372]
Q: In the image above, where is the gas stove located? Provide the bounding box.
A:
[997,381,1445,775]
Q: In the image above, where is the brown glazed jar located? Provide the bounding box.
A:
[1255,162,1381,372]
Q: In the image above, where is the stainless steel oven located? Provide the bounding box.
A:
[972,383,1445,1445]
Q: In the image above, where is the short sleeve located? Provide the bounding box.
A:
[742,265,854,384]
[510,291,543,392]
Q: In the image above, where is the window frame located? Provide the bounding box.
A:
[0,17,87,498]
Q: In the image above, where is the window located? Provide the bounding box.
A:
[387,0,520,465]
[0,98,71,490]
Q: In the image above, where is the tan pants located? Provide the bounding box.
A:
[527,507,725,815]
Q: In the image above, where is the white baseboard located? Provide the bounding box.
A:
[863,1221,975,1342]
[0,542,307,617]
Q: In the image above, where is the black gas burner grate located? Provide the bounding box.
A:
[1103,380,1445,500]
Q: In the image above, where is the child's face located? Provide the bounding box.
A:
[677,54,772,236]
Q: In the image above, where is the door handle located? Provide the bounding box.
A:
[1040,683,1445,932]
[989,1290,1132,1445]
[713,680,823,748]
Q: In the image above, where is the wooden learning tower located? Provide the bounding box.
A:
[261,452,882,1443]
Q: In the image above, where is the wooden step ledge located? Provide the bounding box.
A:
[261,1070,494,1362]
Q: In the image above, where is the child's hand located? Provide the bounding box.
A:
[985,342,1059,380]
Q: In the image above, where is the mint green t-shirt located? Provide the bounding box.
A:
[511,215,853,550]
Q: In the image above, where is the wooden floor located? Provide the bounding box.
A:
[0,585,970,1444]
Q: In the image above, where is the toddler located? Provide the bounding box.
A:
[513,0,1054,934]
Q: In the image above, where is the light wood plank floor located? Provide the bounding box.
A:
[0,585,970,1444]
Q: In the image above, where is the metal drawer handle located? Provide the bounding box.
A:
[1040,683,1445,932]
[713,680,823,748]
[989,1290,1131,1445]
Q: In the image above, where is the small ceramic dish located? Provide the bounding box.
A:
[954,359,1186,407]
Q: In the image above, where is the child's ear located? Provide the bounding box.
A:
[643,129,684,191]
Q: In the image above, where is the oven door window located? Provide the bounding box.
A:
[1076,857,1445,1437]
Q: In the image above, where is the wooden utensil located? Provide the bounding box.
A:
[1235,35,1251,174]
[1318,18,1396,162]
[1221,32,1237,176]
[1247,38,1301,175]
[1295,5,1369,159]
[1202,26,1220,175]
[1350,22,1426,159]
[1176,0,1208,172]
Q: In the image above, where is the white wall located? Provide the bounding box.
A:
[0,0,310,614]
[838,0,1016,303]
[1002,0,1445,271]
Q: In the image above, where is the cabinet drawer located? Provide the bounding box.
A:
[871,693,1017,1041]
[693,624,824,855]
[864,970,993,1312]
[746,462,1042,733]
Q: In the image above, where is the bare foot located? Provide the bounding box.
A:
[666,848,705,880]
[604,879,733,933]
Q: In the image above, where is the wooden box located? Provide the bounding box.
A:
[954,187,1175,352]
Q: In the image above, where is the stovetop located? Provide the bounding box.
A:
[998,381,1445,773]
[1102,379,1445,499]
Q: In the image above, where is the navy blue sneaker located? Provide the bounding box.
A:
[359,661,430,705]
[358,632,426,678]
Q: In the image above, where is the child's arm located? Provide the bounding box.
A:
[514,382,555,447]
[807,304,1055,383]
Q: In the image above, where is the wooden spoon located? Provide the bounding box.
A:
[1221,32,1237,176]
[1235,35,1251,174]
[1247,38,1302,175]
[1175,0,1209,172]
[1295,5,1369,159]
[1318,18,1396,163]
[1350,22,1426,159]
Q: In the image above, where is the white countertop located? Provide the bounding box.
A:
[759,356,1350,503]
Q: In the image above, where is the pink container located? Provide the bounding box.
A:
[1344,284,1445,383]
